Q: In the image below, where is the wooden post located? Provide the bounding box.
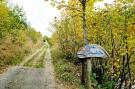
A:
[81,60,85,85]
[78,45,109,89]
[80,0,92,88]
[86,59,92,89]
[81,59,87,85]
[82,1,92,88]
[81,59,92,89]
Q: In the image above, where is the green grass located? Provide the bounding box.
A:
[10,56,22,65]
[51,48,85,89]
[24,49,46,68]
[35,50,46,68]
[24,50,41,67]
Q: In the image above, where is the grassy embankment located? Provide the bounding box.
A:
[51,47,85,89]
[0,1,44,73]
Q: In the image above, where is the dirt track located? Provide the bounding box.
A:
[0,45,57,89]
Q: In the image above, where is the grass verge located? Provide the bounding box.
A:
[35,50,46,68]
[51,47,85,89]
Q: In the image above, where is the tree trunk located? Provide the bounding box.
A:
[80,0,92,89]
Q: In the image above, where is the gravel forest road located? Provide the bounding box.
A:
[0,45,57,89]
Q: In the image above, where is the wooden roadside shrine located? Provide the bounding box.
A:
[77,44,109,89]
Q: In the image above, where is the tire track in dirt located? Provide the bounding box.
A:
[20,47,43,66]
[30,48,46,67]
[0,43,61,89]
[44,47,56,89]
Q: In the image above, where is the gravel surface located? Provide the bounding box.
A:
[44,48,56,89]
[0,46,57,89]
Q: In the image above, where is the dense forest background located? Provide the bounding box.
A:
[0,0,43,71]
[50,0,135,89]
